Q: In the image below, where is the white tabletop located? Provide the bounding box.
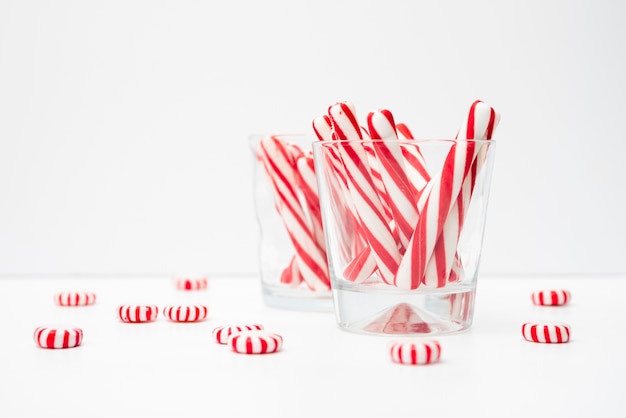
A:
[0,275,622,418]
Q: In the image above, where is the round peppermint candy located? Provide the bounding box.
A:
[389,340,441,365]
[212,324,264,345]
[522,322,571,343]
[163,305,208,322]
[54,292,96,306]
[34,327,83,349]
[229,330,283,354]
[117,305,159,323]
[531,289,571,306]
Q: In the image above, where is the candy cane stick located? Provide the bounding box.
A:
[295,151,325,251]
[329,141,379,283]
[313,115,333,142]
[360,124,390,215]
[257,135,331,291]
[396,122,414,140]
[313,115,374,281]
[280,255,303,286]
[313,115,359,250]
[344,117,423,283]
[329,102,402,284]
[282,141,311,287]
[367,109,417,250]
[331,151,379,283]
[396,122,431,204]
[329,101,362,140]
[393,109,489,289]
[363,141,394,223]
[448,101,499,283]
[255,150,304,287]
[422,100,499,287]
[401,145,431,205]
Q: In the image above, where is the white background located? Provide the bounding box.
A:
[1,0,625,277]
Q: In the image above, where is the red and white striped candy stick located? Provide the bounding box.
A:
[396,122,431,203]
[313,114,333,142]
[423,100,500,287]
[394,109,489,289]
[406,101,497,286]
[354,129,401,283]
[314,115,377,283]
[329,102,402,284]
[313,116,364,260]
[256,142,304,288]
[360,125,371,138]
[367,109,417,250]
[395,123,414,140]
[283,139,329,281]
[328,101,361,140]
[362,126,394,224]
[447,255,465,283]
[329,106,387,289]
[295,151,326,252]
[342,247,378,283]
[438,100,499,284]
[279,255,303,286]
[257,135,331,291]
[323,146,377,283]
[255,145,304,287]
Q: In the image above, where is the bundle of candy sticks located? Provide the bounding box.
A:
[255,135,331,291]
[256,100,499,291]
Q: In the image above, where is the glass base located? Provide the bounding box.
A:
[262,285,334,312]
[333,282,476,336]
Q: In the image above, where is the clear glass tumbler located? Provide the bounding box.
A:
[250,134,333,312]
[312,138,496,335]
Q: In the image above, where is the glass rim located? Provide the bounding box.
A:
[312,138,496,145]
[248,133,312,140]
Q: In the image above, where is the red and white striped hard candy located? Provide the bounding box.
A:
[428,100,500,287]
[367,108,418,250]
[522,322,571,343]
[328,102,402,285]
[363,137,393,223]
[432,100,498,287]
[256,135,331,291]
[390,340,441,365]
[163,305,208,322]
[396,100,499,289]
[230,330,283,354]
[117,305,159,323]
[313,123,373,283]
[175,277,208,290]
[279,255,304,287]
[343,247,378,283]
[328,101,363,141]
[531,289,571,306]
[394,133,480,289]
[54,292,96,306]
[312,114,333,142]
[295,152,326,252]
[34,326,83,349]
[396,122,415,140]
[212,324,264,345]
[399,141,431,203]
